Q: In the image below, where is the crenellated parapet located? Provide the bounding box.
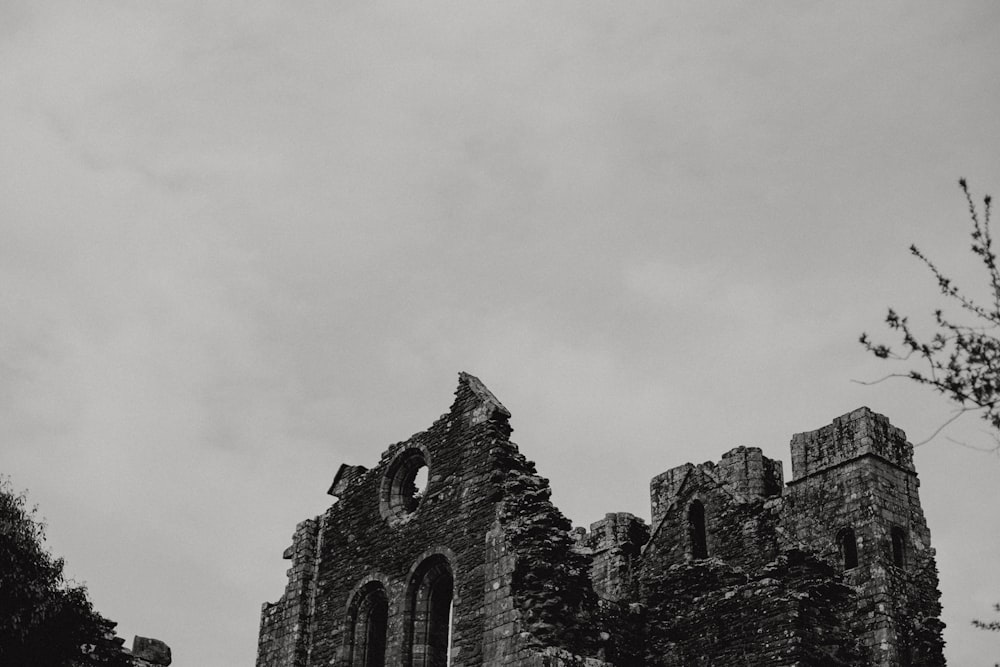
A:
[784,408,943,665]
[790,406,914,480]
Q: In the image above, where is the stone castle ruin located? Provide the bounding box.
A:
[257,373,945,666]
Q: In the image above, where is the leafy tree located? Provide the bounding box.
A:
[860,179,999,451]
[0,477,131,667]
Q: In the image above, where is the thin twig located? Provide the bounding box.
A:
[912,407,978,446]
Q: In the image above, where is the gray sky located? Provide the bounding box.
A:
[2,2,999,665]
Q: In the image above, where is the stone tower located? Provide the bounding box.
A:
[783,408,945,664]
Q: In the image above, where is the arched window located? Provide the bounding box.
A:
[891,526,907,567]
[838,527,858,570]
[347,582,388,667]
[688,500,708,559]
[406,554,454,667]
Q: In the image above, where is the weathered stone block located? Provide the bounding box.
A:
[132,636,171,666]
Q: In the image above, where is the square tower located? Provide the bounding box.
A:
[784,408,944,665]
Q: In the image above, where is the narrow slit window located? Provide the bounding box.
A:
[839,527,859,570]
[688,500,708,559]
[891,526,907,567]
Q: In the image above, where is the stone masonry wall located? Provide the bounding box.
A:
[298,374,514,667]
[257,518,321,667]
[494,445,602,659]
[645,448,784,573]
[258,376,946,667]
[575,513,648,666]
[790,407,914,479]
[639,448,834,666]
[258,373,614,667]
[641,550,860,666]
[578,513,648,604]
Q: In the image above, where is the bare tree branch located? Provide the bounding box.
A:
[912,407,978,447]
[861,180,1000,445]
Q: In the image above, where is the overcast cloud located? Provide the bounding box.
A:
[2,2,1000,665]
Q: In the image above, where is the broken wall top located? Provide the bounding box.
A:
[649,446,783,525]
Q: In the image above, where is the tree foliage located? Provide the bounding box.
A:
[974,603,1000,633]
[973,603,1000,667]
[860,179,999,450]
[0,477,131,667]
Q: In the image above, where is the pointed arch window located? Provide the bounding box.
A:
[688,500,708,559]
[348,582,388,667]
[406,554,454,667]
[838,527,858,570]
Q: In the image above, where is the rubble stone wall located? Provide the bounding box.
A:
[578,513,648,604]
[642,551,860,666]
[257,518,321,667]
[129,636,172,667]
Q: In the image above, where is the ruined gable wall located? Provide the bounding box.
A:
[257,373,616,667]
[256,374,517,667]
[303,375,514,667]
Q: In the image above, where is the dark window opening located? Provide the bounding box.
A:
[407,555,454,667]
[688,500,708,559]
[349,583,388,667]
[839,527,858,570]
[891,526,907,567]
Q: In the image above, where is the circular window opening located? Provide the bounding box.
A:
[382,448,430,524]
